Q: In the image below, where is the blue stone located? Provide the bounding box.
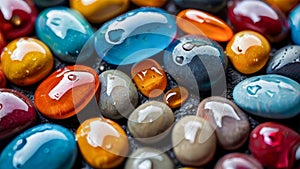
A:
[266,45,300,83]
[0,124,77,169]
[36,7,94,63]
[233,74,300,119]
[94,7,177,65]
[290,5,300,45]
[163,34,227,92]
[173,0,226,13]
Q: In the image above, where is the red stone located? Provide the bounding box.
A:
[249,122,300,169]
[227,0,289,43]
[0,88,37,140]
[0,0,38,40]
[0,31,6,53]
[0,66,6,88]
[34,65,100,119]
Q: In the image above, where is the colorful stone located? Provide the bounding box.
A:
[70,0,129,23]
[174,0,226,13]
[131,59,167,98]
[0,66,6,88]
[249,122,300,169]
[290,5,300,45]
[163,86,189,109]
[0,89,36,140]
[128,101,174,143]
[264,0,299,13]
[228,0,289,42]
[125,147,174,169]
[0,0,37,40]
[94,7,177,65]
[99,69,138,119]
[131,0,167,7]
[76,117,129,168]
[172,115,216,166]
[233,74,300,119]
[266,45,300,83]
[33,0,67,8]
[34,65,100,119]
[0,123,77,169]
[176,9,233,42]
[164,34,227,92]
[1,37,54,86]
[226,31,271,74]
[36,7,94,63]
[214,153,264,169]
[197,96,250,150]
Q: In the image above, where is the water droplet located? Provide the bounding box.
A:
[175,56,184,64]
[271,59,282,70]
[182,42,195,51]
[13,139,26,151]
[107,29,125,43]
[105,144,112,150]
[247,85,262,96]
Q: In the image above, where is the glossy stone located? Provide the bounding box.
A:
[176,9,233,42]
[0,66,6,88]
[266,45,300,83]
[264,0,299,13]
[76,117,129,168]
[0,0,38,40]
[70,0,129,23]
[131,0,167,7]
[0,31,6,53]
[0,89,36,140]
[233,74,300,119]
[197,96,250,150]
[99,70,138,119]
[172,115,216,166]
[33,0,67,8]
[249,122,300,169]
[1,37,54,86]
[125,147,174,169]
[128,101,174,143]
[163,86,189,109]
[290,5,300,45]
[131,59,167,98]
[36,7,94,63]
[226,31,271,74]
[228,0,289,42]
[174,0,226,13]
[94,7,177,65]
[214,153,263,169]
[0,124,77,169]
[34,65,100,119]
[164,34,227,92]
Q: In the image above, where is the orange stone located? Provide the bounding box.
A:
[76,117,129,168]
[130,0,167,7]
[264,0,299,13]
[163,86,189,108]
[34,65,100,119]
[131,59,167,98]
[176,9,233,42]
[226,31,271,74]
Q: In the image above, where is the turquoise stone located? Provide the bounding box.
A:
[233,74,300,119]
[289,5,300,45]
[0,124,77,169]
[173,0,226,13]
[36,7,94,63]
[94,7,177,65]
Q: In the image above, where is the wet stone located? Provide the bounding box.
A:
[0,124,77,169]
[130,0,167,7]
[264,0,299,13]
[289,5,300,45]
[0,31,6,53]
[33,0,68,8]
[128,101,174,143]
[173,0,226,13]
[197,96,250,150]
[0,67,6,88]
[266,45,300,83]
[233,74,300,119]
[125,147,174,169]
[214,153,264,169]
[163,86,189,109]
[98,69,138,119]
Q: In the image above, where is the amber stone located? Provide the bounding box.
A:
[130,0,167,7]
[76,117,129,168]
[226,31,271,74]
[69,0,129,23]
[0,88,36,140]
[1,37,54,86]
[264,0,299,13]
[163,86,189,109]
[34,65,100,119]
[177,9,233,42]
[131,59,167,98]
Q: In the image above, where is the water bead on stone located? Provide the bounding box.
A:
[289,5,300,45]
[226,30,271,74]
[76,117,129,168]
[214,153,264,169]
[36,7,94,63]
[1,37,54,86]
[233,74,300,119]
[173,0,227,13]
[34,65,100,119]
[94,7,177,65]
[0,124,77,169]
[163,86,189,109]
